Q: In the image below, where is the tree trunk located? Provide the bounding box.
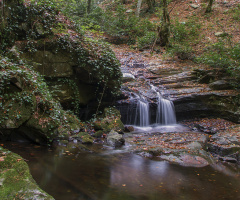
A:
[87,0,92,14]
[0,0,5,31]
[136,0,143,17]
[158,0,170,46]
[205,0,214,13]
[146,0,156,12]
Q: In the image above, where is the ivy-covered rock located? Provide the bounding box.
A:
[0,56,84,144]
[0,147,54,199]
[1,0,122,113]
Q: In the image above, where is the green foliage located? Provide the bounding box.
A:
[171,17,201,44]
[0,0,58,53]
[167,44,193,60]
[229,4,240,21]
[55,35,122,94]
[1,0,122,95]
[166,17,201,59]
[137,31,157,49]
[60,2,156,45]
[195,41,240,84]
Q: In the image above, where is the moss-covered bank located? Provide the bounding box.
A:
[0,147,54,199]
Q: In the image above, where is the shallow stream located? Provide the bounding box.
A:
[2,141,240,200]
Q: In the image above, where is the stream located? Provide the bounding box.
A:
[2,140,240,200]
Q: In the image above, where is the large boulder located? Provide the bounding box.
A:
[106,130,125,147]
[209,80,233,90]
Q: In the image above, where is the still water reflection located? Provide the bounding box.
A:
[2,142,240,200]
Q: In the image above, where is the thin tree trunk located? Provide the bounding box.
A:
[146,0,156,11]
[136,0,143,17]
[87,0,92,14]
[158,0,170,46]
[1,0,4,28]
[205,0,214,13]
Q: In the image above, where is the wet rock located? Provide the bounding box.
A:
[186,142,203,150]
[124,126,135,132]
[160,152,210,167]
[219,156,237,163]
[209,80,233,90]
[70,132,94,144]
[207,125,240,163]
[106,130,125,147]
[194,124,218,134]
[122,73,135,81]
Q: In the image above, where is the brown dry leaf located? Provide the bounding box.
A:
[0,157,4,162]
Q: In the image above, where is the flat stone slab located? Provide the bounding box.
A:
[124,131,213,167]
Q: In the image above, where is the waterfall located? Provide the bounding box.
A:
[118,86,176,126]
[156,98,176,125]
[135,98,150,126]
[153,85,176,125]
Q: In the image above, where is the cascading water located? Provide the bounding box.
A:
[119,94,150,127]
[118,85,176,126]
[156,97,176,125]
[135,97,150,126]
[153,86,176,125]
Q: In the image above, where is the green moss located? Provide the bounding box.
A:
[82,135,94,144]
[93,107,124,133]
[0,148,54,199]
[93,130,104,138]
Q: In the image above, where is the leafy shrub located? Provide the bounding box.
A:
[171,17,201,44]
[232,5,240,21]
[195,41,240,82]
[137,31,157,49]
[167,17,201,59]
[167,44,193,60]
[61,2,156,45]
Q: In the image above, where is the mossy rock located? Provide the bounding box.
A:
[93,130,104,138]
[71,132,94,144]
[82,135,94,144]
[1,95,36,129]
[0,147,54,199]
[93,107,124,133]
[0,57,84,144]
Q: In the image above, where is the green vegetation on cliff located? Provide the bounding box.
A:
[0,56,86,143]
[1,0,122,112]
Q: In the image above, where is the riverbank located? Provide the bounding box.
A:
[0,146,54,199]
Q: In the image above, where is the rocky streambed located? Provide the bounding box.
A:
[112,46,240,168]
[123,119,240,168]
